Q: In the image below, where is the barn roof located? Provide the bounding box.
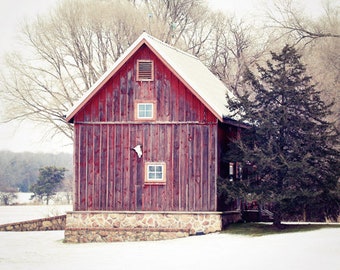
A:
[65,32,236,123]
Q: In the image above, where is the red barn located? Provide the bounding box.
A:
[64,33,242,242]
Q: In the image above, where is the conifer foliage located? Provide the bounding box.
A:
[30,166,66,205]
[224,45,340,226]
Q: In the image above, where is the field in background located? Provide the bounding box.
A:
[0,192,72,224]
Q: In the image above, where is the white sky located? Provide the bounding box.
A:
[0,0,327,153]
[0,0,70,153]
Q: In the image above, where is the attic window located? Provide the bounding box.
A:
[134,100,156,121]
[138,103,153,119]
[137,60,154,81]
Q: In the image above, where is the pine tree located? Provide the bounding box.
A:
[225,45,340,227]
[30,166,66,205]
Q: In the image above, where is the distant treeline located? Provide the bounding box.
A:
[0,151,72,192]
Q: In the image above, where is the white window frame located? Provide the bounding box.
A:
[145,162,166,184]
[135,100,156,121]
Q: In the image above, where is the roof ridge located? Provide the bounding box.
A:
[143,32,199,61]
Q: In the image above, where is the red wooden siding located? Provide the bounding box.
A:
[74,123,217,211]
[75,45,216,124]
[73,45,219,211]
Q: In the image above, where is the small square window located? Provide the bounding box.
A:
[145,162,166,184]
[138,103,153,119]
[135,101,156,121]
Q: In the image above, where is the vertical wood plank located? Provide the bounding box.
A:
[100,125,108,210]
[173,125,180,210]
[129,125,137,211]
[165,125,173,210]
[211,124,218,210]
[179,124,187,210]
[74,124,81,210]
[136,124,143,210]
[202,125,209,210]
[105,125,110,210]
[187,125,194,211]
[87,125,94,210]
[93,125,100,210]
[194,125,202,210]
[115,125,122,210]
[106,84,112,122]
[109,125,115,209]
[113,79,120,122]
[120,73,127,121]
[127,69,134,121]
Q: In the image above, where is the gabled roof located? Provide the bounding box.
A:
[66,32,235,123]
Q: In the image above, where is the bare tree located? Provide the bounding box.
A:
[203,12,266,97]
[0,0,265,142]
[0,0,145,141]
[0,186,17,205]
[265,0,340,128]
[266,0,340,45]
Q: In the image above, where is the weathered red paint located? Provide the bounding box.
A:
[71,44,238,212]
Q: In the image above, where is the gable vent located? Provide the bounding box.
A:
[137,60,154,81]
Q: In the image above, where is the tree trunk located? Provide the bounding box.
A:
[273,211,282,228]
[273,203,283,229]
[303,206,307,222]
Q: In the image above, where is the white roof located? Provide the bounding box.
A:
[66,32,236,122]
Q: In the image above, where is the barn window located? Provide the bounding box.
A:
[135,101,156,120]
[138,103,153,118]
[145,162,166,184]
[137,60,154,81]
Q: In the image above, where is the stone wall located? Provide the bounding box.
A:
[65,211,222,243]
[65,228,190,243]
[0,215,66,231]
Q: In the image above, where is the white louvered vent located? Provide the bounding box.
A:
[137,60,154,81]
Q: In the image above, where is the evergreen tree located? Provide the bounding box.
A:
[30,166,66,205]
[224,45,340,227]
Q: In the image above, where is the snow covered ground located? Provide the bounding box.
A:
[0,205,72,224]
[0,206,339,270]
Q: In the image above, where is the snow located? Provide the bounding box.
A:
[0,206,339,270]
[0,205,72,224]
[0,229,339,270]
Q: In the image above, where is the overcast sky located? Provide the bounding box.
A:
[0,0,69,154]
[0,0,326,153]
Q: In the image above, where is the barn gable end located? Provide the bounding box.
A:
[65,33,241,242]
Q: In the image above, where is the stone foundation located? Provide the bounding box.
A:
[65,211,222,243]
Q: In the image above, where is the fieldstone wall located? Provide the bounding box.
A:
[65,211,222,243]
[0,215,66,231]
[65,228,190,243]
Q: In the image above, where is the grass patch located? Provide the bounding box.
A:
[222,222,340,237]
